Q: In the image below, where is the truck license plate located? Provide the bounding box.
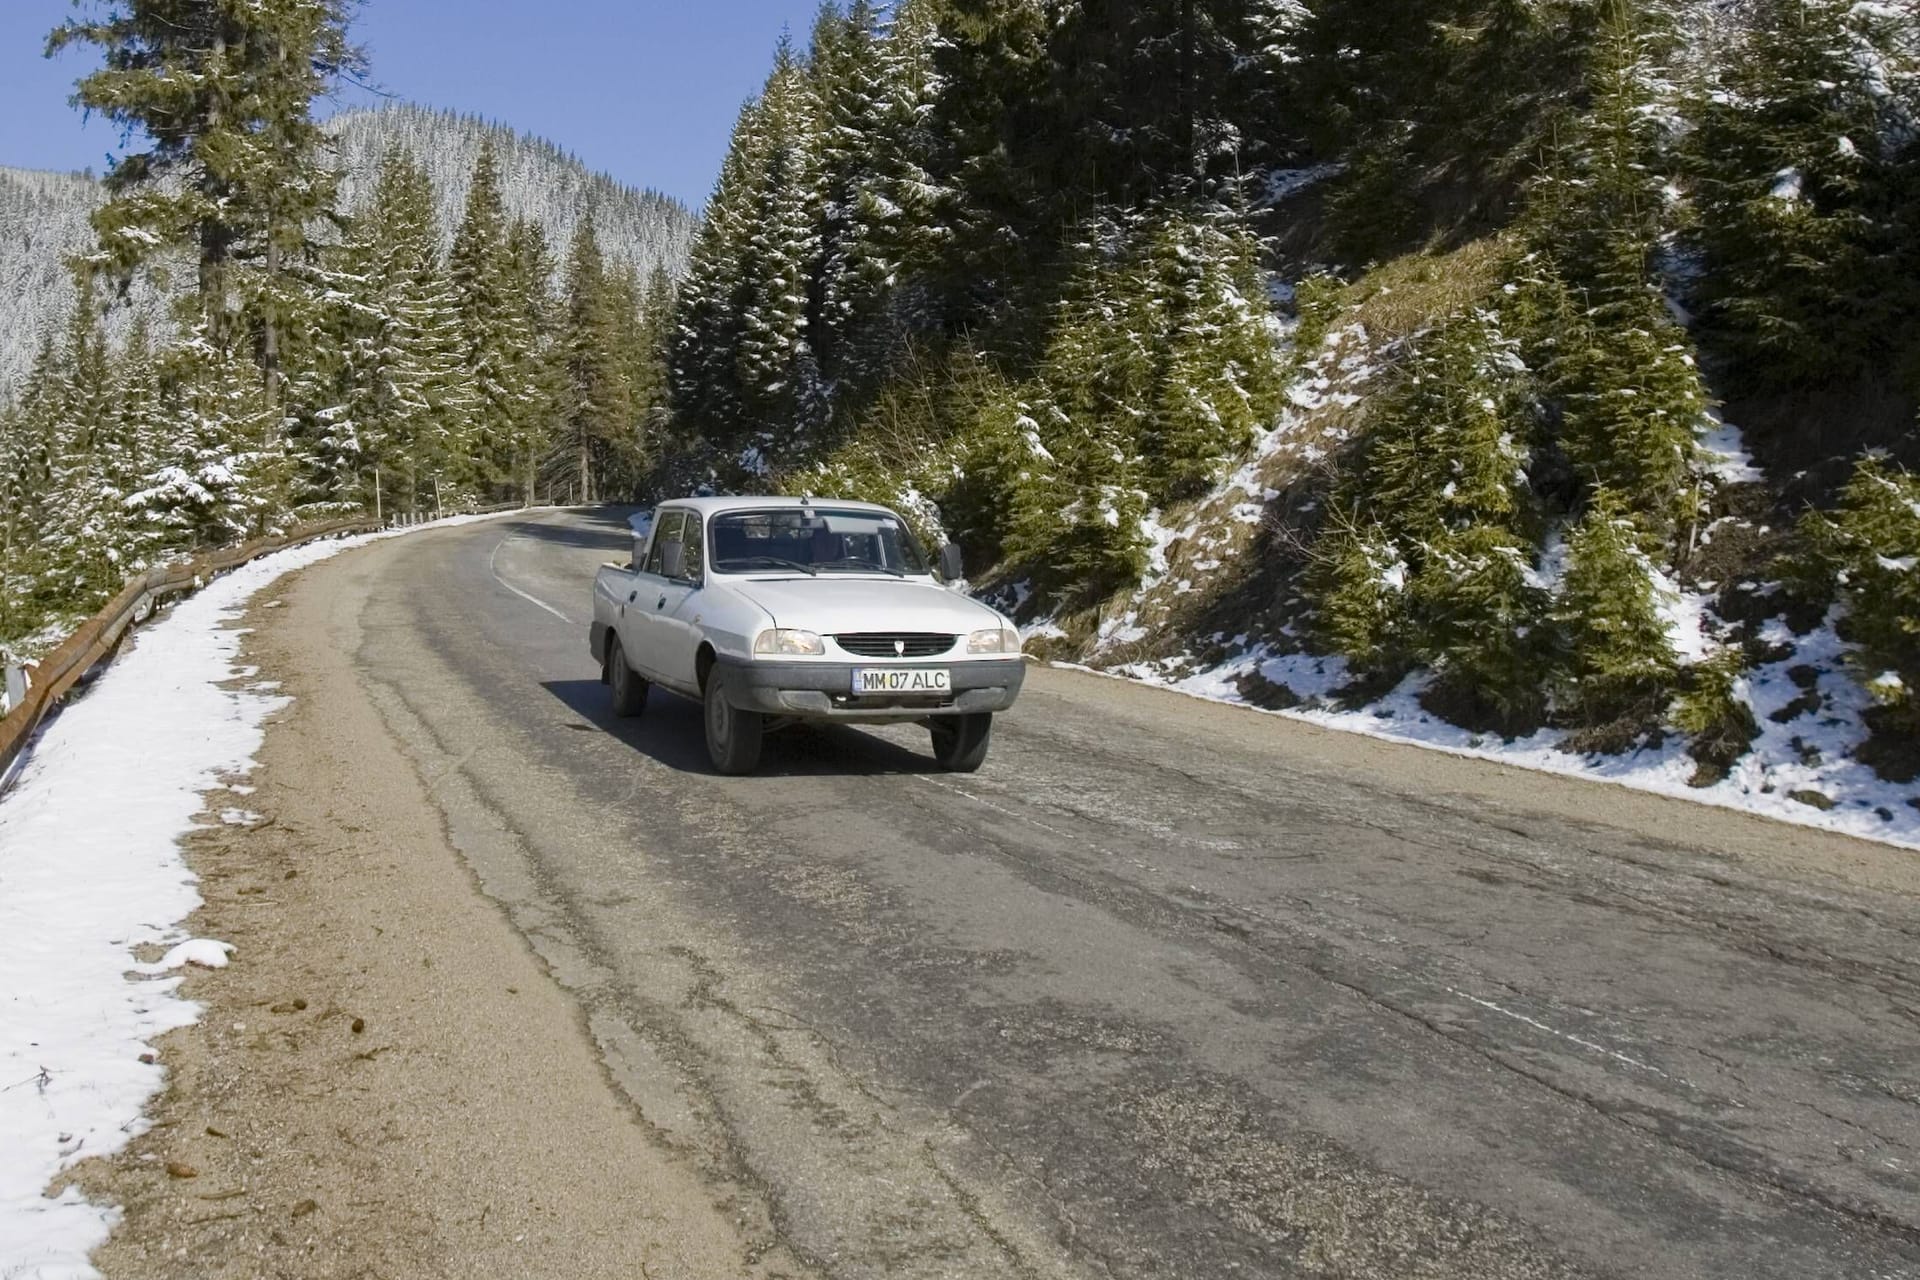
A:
[854,668,952,695]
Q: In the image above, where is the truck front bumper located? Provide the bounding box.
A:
[714,655,1026,721]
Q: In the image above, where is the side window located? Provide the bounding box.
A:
[680,514,704,580]
[644,511,683,576]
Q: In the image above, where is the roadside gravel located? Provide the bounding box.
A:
[60,551,812,1280]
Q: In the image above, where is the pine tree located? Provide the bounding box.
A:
[133,332,286,547]
[1141,208,1285,501]
[1553,488,1679,725]
[503,217,564,503]
[671,98,765,450]
[0,344,60,645]
[557,216,636,503]
[318,148,475,517]
[1683,0,1913,387]
[451,140,538,496]
[736,35,828,452]
[1314,524,1413,680]
[1805,457,1920,738]
[1411,522,1553,732]
[51,0,364,377]
[1313,306,1543,709]
[809,1,888,386]
[43,278,139,611]
[1518,0,1707,540]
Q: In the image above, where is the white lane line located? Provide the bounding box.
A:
[488,536,576,625]
[1446,988,1670,1078]
[916,774,1077,840]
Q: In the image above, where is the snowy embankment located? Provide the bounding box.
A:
[1100,610,1918,852]
[0,511,526,1279]
[1069,358,1920,850]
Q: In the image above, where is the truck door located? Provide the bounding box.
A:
[623,509,682,681]
[653,511,706,691]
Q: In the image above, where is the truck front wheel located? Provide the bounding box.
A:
[930,713,993,773]
[704,674,764,775]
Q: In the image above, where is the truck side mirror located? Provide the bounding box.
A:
[660,541,686,580]
[939,544,964,582]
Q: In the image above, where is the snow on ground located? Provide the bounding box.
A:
[0,509,532,1279]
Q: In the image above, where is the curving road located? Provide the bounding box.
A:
[312,507,1920,1279]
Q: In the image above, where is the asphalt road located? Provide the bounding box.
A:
[330,507,1920,1279]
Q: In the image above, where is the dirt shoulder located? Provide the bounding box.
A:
[60,541,810,1280]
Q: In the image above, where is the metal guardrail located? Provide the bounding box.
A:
[0,502,529,790]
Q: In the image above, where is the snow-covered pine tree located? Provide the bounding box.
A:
[1411,522,1554,732]
[451,140,539,496]
[1313,305,1545,716]
[52,0,363,378]
[1524,0,1704,538]
[809,0,887,390]
[1313,524,1413,681]
[1141,207,1285,502]
[671,98,766,451]
[737,35,828,455]
[133,331,286,548]
[0,344,60,645]
[1683,0,1914,388]
[1553,487,1679,725]
[41,278,140,612]
[321,147,476,517]
[1804,456,1920,739]
[855,0,947,355]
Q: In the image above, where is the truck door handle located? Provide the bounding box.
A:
[627,591,638,603]
[656,595,667,610]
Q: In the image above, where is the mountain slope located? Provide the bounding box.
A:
[0,105,698,404]
[328,104,696,283]
[0,167,168,402]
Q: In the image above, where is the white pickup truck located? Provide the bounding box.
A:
[590,496,1026,775]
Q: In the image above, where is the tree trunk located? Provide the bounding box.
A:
[1179,0,1198,184]
[263,235,282,419]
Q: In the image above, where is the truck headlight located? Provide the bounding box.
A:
[967,627,1022,655]
[754,628,825,656]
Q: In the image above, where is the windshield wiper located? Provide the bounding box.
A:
[723,555,818,576]
[814,557,907,577]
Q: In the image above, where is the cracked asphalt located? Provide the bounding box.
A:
[312,506,1920,1279]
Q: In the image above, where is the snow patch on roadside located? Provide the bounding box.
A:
[0,508,529,1278]
[1101,609,1920,852]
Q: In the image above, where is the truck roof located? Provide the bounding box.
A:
[654,495,901,517]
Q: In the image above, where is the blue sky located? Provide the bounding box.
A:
[0,1,827,208]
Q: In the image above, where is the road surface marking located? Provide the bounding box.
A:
[1447,987,1670,1077]
[488,537,575,625]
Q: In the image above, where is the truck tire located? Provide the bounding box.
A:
[607,637,649,718]
[705,672,764,775]
[930,713,992,773]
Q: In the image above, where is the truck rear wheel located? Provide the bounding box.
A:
[607,637,649,718]
[705,673,764,775]
[930,713,992,773]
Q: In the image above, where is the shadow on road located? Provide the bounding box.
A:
[496,509,632,553]
[540,678,945,778]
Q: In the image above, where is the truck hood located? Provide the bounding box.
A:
[737,576,1006,637]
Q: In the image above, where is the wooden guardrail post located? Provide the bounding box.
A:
[4,663,25,717]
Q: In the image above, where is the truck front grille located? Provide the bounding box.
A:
[834,633,957,658]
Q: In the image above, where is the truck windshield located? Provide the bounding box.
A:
[710,509,931,576]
